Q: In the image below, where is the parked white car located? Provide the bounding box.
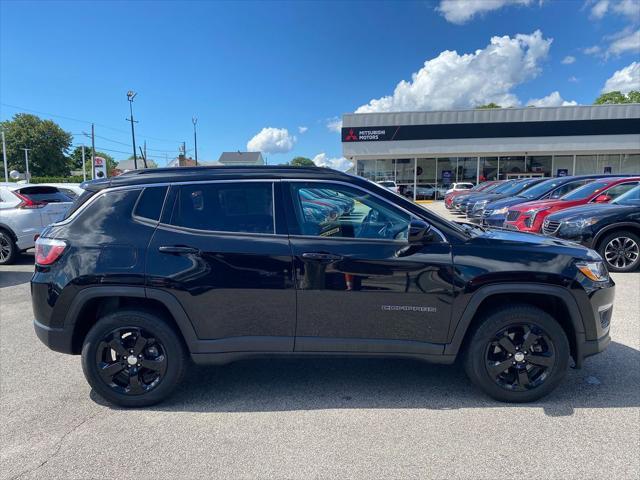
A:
[376,180,400,193]
[36,183,85,200]
[445,182,474,195]
[0,184,74,264]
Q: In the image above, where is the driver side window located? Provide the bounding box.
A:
[289,182,411,241]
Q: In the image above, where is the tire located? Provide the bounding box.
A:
[464,305,569,403]
[0,229,18,265]
[81,309,187,407]
[597,230,640,273]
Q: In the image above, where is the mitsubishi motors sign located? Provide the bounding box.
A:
[342,127,394,142]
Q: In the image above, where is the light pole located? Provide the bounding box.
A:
[21,148,30,180]
[127,91,138,169]
[1,130,8,182]
[192,117,198,166]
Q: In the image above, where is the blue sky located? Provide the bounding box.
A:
[1,0,638,168]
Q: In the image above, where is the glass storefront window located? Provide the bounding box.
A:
[457,157,478,184]
[575,155,598,175]
[480,157,498,182]
[621,154,640,174]
[499,156,525,179]
[598,154,621,174]
[553,155,573,176]
[528,156,552,177]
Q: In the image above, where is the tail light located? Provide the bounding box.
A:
[14,192,45,209]
[35,237,67,265]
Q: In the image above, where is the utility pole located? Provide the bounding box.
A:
[182,141,186,166]
[192,117,198,165]
[1,129,8,182]
[21,148,31,180]
[126,91,138,169]
[91,124,96,180]
[81,145,86,181]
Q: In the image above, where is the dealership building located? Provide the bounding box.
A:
[341,104,640,196]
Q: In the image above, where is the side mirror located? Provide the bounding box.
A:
[408,219,431,243]
[594,194,611,203]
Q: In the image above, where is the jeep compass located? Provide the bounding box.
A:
[32,166,614,407]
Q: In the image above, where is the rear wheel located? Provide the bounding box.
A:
[464,305,569,402]
[598,230,640,272]
[0,230,18,265]
[81,309,187,407]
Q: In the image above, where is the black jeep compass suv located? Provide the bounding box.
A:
[32,166,614,407]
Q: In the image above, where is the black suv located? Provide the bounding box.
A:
[32,166,614,407]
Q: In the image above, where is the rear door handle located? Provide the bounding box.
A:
[301,252,343,262]
[158,246,201,255]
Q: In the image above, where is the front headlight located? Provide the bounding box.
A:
[494,207,509,215]
[576,261,609,282]
[564,217,598,229]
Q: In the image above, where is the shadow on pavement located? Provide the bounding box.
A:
[92,340,639,417]
[0,253,34,288]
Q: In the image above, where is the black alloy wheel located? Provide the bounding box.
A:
[96,327,168,395]
[82,309,187,407]
[485,324,555,392]
[600,231,640,272]
[464,305,569,403]
[0,230,17,265]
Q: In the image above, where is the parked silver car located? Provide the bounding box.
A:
[0,184,74,264]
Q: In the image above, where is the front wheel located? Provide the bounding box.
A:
[598,230,640,272]
[81,309,187,407]
[464,305,569,403]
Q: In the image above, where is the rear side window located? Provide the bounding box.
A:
[133,186,168,221]
[17,186,71,203]
[170,182,274,234]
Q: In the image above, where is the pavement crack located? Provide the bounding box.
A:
[9,412,100,480]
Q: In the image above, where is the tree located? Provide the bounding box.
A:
[67,146,117,175]
[0,113,72,176]
[476,103,502,109]
[289,156,315,166]
[594,90,640,104]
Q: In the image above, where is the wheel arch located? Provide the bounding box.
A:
[67,286,198,354]
[445,284,585,364]
[593,222,640,250]
[0,223,18,242]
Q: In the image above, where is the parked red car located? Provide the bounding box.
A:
[503,176,640,233]
[444,180,500,209]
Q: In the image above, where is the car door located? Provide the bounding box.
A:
[283,180,455,355]
[146,180,296,353]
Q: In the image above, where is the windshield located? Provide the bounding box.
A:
[378,181,395,187]
[517,179,564,199]
[497,180,534,196]
[561,181,610,201]
[17,186,72,203]
[490,181,517,194]
[613,185,640,206]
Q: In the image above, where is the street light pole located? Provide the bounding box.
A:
[21,148,31,180]
[1,130,8,182]
[192,117,198,166]
[127,91,138,169]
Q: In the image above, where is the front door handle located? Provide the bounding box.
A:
[158,245,201,255]
[301,252,343,262]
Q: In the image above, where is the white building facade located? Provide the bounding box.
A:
[342,104,640,196]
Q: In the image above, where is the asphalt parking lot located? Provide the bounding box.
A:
[1,206,639,480]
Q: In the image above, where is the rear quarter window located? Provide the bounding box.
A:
[133,186,168,222]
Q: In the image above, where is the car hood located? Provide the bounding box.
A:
[469,228,599,260]
[509,198,563,211]
[461,192,504,204]
[546,203,635,222]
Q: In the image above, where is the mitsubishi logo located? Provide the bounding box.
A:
[345,129,357,141]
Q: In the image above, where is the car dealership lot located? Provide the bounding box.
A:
[1,245,639,479]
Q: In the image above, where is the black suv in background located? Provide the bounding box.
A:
[543,185,640,272]
[32,167,614,407]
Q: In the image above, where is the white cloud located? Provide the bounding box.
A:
[568,75,579,82]
[602,61,640,92]
[607,28,640,56]
[583,45,602,55]
[298,126,308,134]
[355,30,552,113]
[436,0,533,25]
[561,55,576,64]
[612,0,640,20]
[590,0,610,19]
[312,153,353,172]
[246,127,296,154]
[526,91,578,107]
[326,117,342,133]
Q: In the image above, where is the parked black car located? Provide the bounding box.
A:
[543,185,640,272]
[32,166,613,407]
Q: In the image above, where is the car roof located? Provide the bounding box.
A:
[82,166,357,191]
